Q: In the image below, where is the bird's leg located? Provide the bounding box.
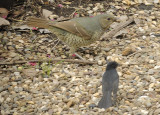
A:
[70,47,85,60]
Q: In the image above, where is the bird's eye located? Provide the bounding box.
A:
[107,18,111,20]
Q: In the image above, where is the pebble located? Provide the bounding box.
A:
[89,103,97,109]
[93,6,98,11]
[18,40,24,43]
[87,10,93,14]
[9,52,18,58]
[141,109,148,115]
[154,108,160,114]
[118,15,128,22]
[137,96,152,107]
[41,106,49,111]
[14,72,20,76]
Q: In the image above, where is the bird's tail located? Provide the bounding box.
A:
[26,17,55,29]
[98,91,112,109]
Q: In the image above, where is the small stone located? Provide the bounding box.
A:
[0,97,4,103]
[141,109,149,115]
[7,31,12,36]
[149,60,154,64]
[12,82,17,86]
[87,10,93,14]
[67,100,74,108]
[93,6,98,11]
[98,108,105,112]
[49,14,59,20]
[18,40,24,43]
[79,104,84,108]
[154,108,160,114]
[2,37,9,44]
[23,68,38,77]
[149,83,154,88]
[25,80,32,83]
[154,0,159,3]
[98,60,103,65]
[48,109,54,115]
[88,4,93,7]
[7,42,12,45]
[86,7,90,10]
[137,96,151,107]
[14,86,23,92]
[154,66,160,69]
[148,69,154,75]
[14,72,20,76]
[17,66,23,71]
[118,15,128,22]
[89,103,97,109]
[9,52,18,57]
[27,101,35,104]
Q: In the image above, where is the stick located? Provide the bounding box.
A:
[102,18,134,39]
[0,59,97,65]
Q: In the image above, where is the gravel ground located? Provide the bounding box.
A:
[0,0,160,115]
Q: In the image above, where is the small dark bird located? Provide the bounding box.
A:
[26,14,116,59]
[98,61,119,109]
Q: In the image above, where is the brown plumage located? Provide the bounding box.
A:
[26,14,116,58]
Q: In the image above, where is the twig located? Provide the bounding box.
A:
[127,50,141,57]
[0,69,13,71]
[102,18,134,39]
[69,10,77,18]
[0,59,97,65]
[127,50,148,57]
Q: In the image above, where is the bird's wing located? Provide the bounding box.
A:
[52,21,92,40]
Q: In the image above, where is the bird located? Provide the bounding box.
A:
[26,14,116,59]
[98,61,119,109]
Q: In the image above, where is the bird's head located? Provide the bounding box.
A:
[106,61,119,70]
[99,14,116,29]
